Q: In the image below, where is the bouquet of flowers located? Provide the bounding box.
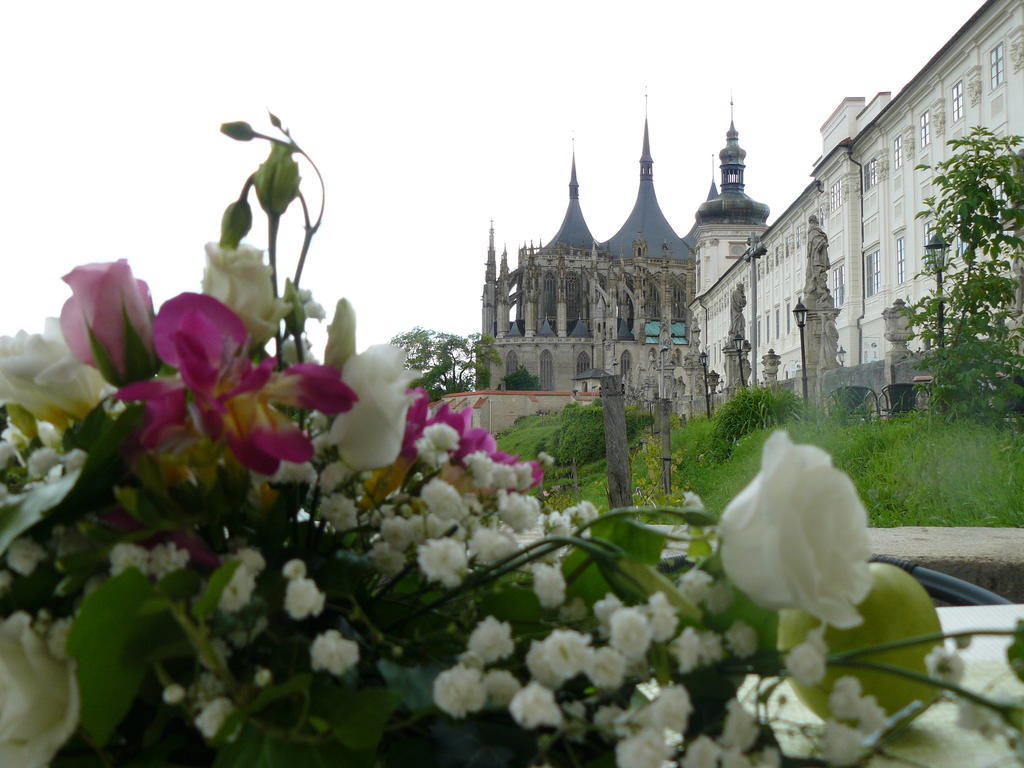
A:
[0,117,1022,768]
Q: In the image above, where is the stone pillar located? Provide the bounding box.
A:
[883,299,913,376]
[682,356,702,418]
[525,298,536,338]
[761,348,781,384]
[804,306,841,401]
[724,346,743,394]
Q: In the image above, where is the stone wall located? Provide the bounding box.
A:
[822,354,930,395]
[432,390,599,434]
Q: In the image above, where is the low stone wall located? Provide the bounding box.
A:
[822,355,931,395]
[433,390,599,434]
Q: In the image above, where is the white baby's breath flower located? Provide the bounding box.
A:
[491,462,517,490]
[219,565,257,613]
[855,696,886,735]
[822,720,864,766]
[609,606,653,662]
[468,527,518,564]
[464,451,496,489]
[369,542,406,576]
[483,669,521,707]
[565,499,599,527]
[46,617,71,660]
[721,699,758,751]
[645,591,678,642]
[433,664,486,718]
[109,542,149,576]
[682,735,722,768]
[512,463,536,491]
[467,616,514,664]
[415,423,460,467]
[678,568,714,604]
[421,478,466,521]
[319,460,350,493]
[539,629,592,682]
[670,627,709,673]
[537,451,555,468]
[62,448,87,473]
[321,493,359,530]
[149,542,190,579]
[195,696,235,740]
[254,668,273,687]
[190,671,226,705]
[683,491,704,509]
[509,681,562,729]
[593,704,627,736]
[725,620,758,658]
[284,577,325,620]
[532,563,566,609]
[525,640,563,688]
[271,461,317,486]
[7,538,47,576]
[163,684,185,705]
[785,628,827,687]
[226,547,266,575]
[586,646,626,690]
[925,646,965,685]
[617,727,671,768]
[417,538,467,588]
[0,570,13,596]
[828,676,863,722]
[704,581,734,614]
[558,596,587,622]
[381,516,416,552]
[593,592,623,636]
[310,629,360,677]
[282,559,307,580]
[27,447,60,478]
[497,490,540,533]
[648,684,693,732]
[956,701,1003,737]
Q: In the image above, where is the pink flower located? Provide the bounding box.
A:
[60,259,157,385]
[119,293,357,474]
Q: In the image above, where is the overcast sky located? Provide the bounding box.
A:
[1,1,979,354]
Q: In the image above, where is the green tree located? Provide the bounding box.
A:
[390,327,499,400]
[503,367,540,391]
[908,128,1024,418]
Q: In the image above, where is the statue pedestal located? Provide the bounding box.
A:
[724,347,744,395]
[804,306,840,401]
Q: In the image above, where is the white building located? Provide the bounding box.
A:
[693,0,1023,387]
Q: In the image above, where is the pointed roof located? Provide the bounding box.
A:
[696,119,769,227]
[537,318,556,337]
[706,179,719,200]
[545,151,595,250]
[568,318,590,337]
[603,119,689,261]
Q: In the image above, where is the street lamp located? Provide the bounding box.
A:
[838,346,846,367]
[733,333,746,388]
[925,232,949,348]
[793,301,808,400]
[698,349,712,418]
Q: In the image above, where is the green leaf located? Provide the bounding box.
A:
[213,723,372,768]
[156,567,202,601]
[86,324,123,385]
[562,547,613,607]
[120,304,158,383]
[283,279,306,336]
[598,558,701,621]
[477,585,541,626]
[217,674,312,745]
[377,659,442,713]
[221,121,256,141]
[220,199,253,250]
[5,402,37,439]
[310,685,399,751]
[1007,620,1024,681]
[430,721,534,768]
[268,112,283,130]
[589,515,665,565]
[66,568,157,746]
[192,560,241,621]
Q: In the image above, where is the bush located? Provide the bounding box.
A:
[554,401,605,466]
[712,386,802,445]
[503,367,540,391]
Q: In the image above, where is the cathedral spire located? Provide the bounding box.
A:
[640,117,653,181]
[569,151,579,200]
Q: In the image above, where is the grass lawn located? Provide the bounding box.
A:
[498,409,1024,527]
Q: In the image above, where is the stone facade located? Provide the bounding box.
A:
[432,390,599,434]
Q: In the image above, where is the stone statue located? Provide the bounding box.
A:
[690,313,702,352]
[823,317,839,368]
[803,215,832,307]
[729,283,746,338]
[1014,258,1024,317]
[883,299,913,356]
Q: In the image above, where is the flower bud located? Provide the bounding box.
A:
[220,121,256,141]
[219,199,253,250]
[254,143,300,216]
[324,298,356,371]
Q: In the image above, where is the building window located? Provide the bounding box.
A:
[951,80,963,122]
[830,181,842,212]
[786,302,791,334]
[920,111,930,147]
[833,265,846,306]
[866,251,881,297]
[775,308,780,339]
[576,351,590,375]
[505,351,518,378]
[923,220,933,248]
[864,158,878,191]
[796,225,805,249]
[620,350,631,382]
[896,236,906,284]
[893,135,903,169]
[539,350,553,391]
[542,273,556,322]
[991,43,1005,89]
[566,274,580,321]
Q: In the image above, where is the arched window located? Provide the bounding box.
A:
[620,350,631,382]
[671,280,686,320]
[542,273,556,322]
[540,350,554,391]
[644,278,660,318]
[505,351,518,377]
[576,351,590,375]
[566,274,580,321]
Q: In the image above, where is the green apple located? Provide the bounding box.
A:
[777,562,943,718]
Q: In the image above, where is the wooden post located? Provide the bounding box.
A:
[601,375,632,509]
[660,398,672,495]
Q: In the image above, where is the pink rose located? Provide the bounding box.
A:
[60,260,157,385]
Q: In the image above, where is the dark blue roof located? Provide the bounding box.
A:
[545,153,595,250]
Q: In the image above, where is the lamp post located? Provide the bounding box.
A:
[838,346,846,367]
[793,301,808,400]
[733,333,746,388]
[699,349,712,418]
[925,232,949,348]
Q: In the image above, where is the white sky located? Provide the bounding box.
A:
[1,0,979,353]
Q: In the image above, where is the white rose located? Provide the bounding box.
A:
[0,319,105,429]
[328,345,417,471]
[719,431,871,629]
[0,612,79,766]
[202,243,290,346]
